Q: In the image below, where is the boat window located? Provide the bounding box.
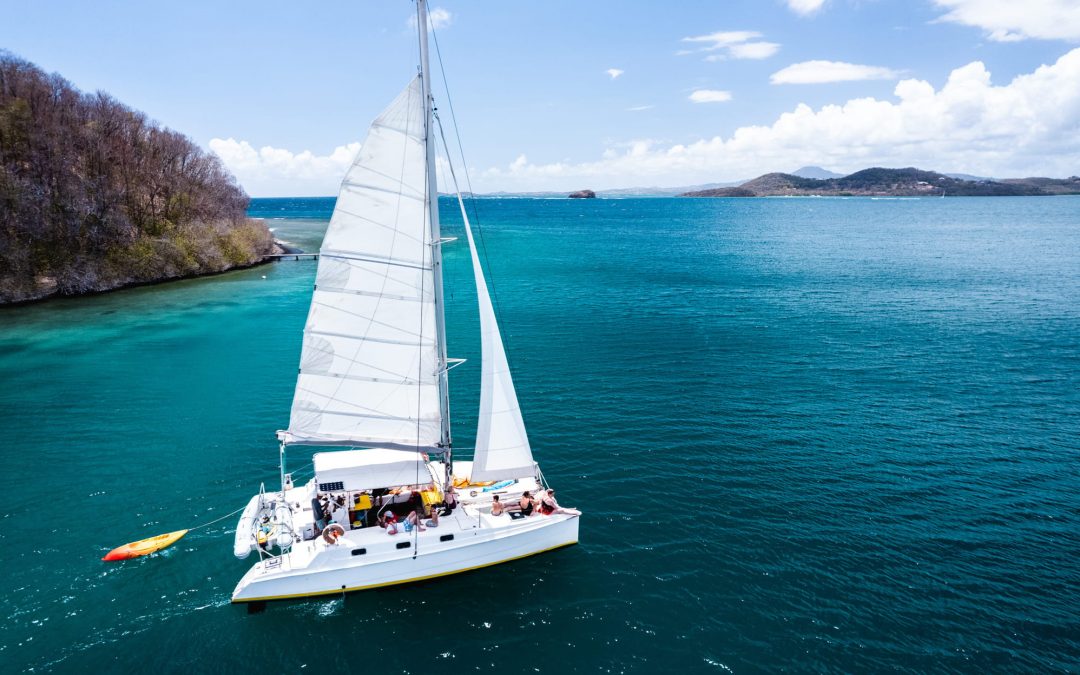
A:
[440,534,454,542]
[396,542,411,550]
[351,548,367,556]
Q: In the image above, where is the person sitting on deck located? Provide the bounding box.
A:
[380,510,398,534]
[330,496,348,528]
[425,507,440,528]
[491,495,505,516]
[441,487,458,516]
[412,489,432,519]
[540,489,560,515]
[518,491,535,517]
[311,494,327,534]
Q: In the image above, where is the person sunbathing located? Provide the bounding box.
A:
[491,495,505,516]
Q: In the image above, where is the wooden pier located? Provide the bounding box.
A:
[264,253,319,261]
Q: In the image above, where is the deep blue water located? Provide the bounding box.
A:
[1,196,1078,672]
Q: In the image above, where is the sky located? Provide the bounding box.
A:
[2,0,1079,196]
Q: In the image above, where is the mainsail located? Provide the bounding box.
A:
[282,76,443,451]
[457,200,537,481]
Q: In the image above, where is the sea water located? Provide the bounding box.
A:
[0,196,1077,672]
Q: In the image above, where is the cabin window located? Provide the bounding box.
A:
[396,542,411,550]
[351,548,367,556]
[440,534,454,542]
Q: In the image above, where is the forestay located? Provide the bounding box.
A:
[457,200,537,482]
[283,76,442,451]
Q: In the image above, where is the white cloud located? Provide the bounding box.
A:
[689,89,733,103]
[682,30,779,60]
[728,42,782,59]
[209,138,360,197]
[407,6,452,30]
[771,60,901,84]
[627,104,655,111]
[787,0,826,15]
[478,49,1080,191]
[683,31,762,48]
[932,0,1080,41]
[606,68,624,79]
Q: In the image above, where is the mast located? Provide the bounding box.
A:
[417,0,452,452]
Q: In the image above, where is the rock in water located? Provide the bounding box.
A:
[568,190,597,199]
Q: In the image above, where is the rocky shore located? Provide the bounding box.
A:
[0,53,276,305]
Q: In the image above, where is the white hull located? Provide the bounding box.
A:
[232,510,578,603]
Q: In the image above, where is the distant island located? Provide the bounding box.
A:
[0,53,275,304]
[568,189,596,199]
[681,168,1080,198]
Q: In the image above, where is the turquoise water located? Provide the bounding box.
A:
[1,196,1078,672]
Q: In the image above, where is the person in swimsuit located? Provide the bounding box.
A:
[540,489,559,515]
[491,495,505,516]
[442,487,458,516]
[519,491,535,517]
[402,509,426,533]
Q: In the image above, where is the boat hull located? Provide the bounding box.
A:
[231,513,578,603]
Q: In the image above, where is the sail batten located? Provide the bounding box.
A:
[285,75,442,451]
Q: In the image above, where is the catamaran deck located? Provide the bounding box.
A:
[233,487,578,602]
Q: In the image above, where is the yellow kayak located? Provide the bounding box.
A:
[102,529,188,561]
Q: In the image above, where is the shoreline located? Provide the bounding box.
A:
[0,239,296,309]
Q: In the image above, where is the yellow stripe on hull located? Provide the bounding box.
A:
[232,539,578,603]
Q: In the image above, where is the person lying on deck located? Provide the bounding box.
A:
[381,510,427,535]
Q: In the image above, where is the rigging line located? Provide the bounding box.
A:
[429,24,516,369]
[420,1,452,455]
[188,505,249,532]
[414,0,429,556]
[430,29,539,449]
[188,457,316,533]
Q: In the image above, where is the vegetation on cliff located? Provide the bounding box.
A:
[0,52,273,303]
[682,167,1080,198]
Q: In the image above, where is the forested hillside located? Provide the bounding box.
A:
[0,52,273,303]
[682,167,1080,197]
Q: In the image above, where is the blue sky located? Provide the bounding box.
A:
[3,0,1079,195]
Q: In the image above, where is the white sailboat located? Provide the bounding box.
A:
[230,0,579,605]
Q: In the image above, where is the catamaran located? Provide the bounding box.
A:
[230,0,579,605]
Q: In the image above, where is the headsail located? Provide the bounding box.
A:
[283,76,442,451]
[456,199,537,481]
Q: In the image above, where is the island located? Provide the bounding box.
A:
[0,53,276,304]
[681,168,1080,198]
[568,189,597,199]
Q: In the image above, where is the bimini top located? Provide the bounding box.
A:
[313,448,435,492]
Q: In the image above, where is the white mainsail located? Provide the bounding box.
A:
[283,76,443,451]
[456,200,537,481]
